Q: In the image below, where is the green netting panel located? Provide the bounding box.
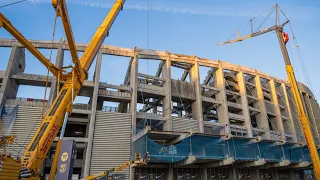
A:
[190,135,229,160]
[228,138,259,161]
[146,137,190,163]
[258,142,283,162]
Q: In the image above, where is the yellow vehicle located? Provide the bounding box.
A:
[0,0,128,179]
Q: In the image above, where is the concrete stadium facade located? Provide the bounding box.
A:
[0,38,319,180]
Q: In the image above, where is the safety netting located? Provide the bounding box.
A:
[190,135,228,160]
[0,105,18,135]
[133,135,190,163]
[228,138,259,161]
[257,141,283,162]
[133,134,317,164]
[282,144,303,163]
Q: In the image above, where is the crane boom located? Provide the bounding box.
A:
[218,20,289,45]
[53,0,83,83]
[0,13,61,77]
[217,7,320,179]
[17,0,126,177]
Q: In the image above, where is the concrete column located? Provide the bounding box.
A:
[190,60,204,133]
[304,94,320,141]
[272,169,279,180]
[281,83,298,143]
[201,164,207,180]
[83,51,102,177]
[309,98,320,137]
[269,80,285,142]
[129,165,135,180]
[214,66,230,135]
[288,170,295,180]
[254,75,271,139]
[237,71,253,137]
[168,164,173,180]
[232,167,237,180]
[130,54,139,135]
[254,169,261,180]
[0,45,25,105]
[48,46,64,105]
[162,57,172,131]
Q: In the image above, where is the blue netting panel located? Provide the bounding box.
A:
[190,135,228,160]
[0,105,18,135]
[258,142,283,162]
[301,146,311,162]
[133,136,147,158]
[136,119,147,135]
[146,137,190,163]
[228,139,259,161]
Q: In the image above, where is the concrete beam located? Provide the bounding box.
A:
[208,157,234,167]
[289,161,311,169]
[131,126,150,142]
[155,61,165,77]
[0,39,290,85]
[180,70,189,81]
[264,160,290,168]
[124,58,133,85]
[174,156,197,167]
[239,158,266,168]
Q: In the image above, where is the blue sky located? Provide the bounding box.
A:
[0,0,319,104]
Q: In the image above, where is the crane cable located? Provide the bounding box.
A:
[280,7,318,100]
[0,0,28,9]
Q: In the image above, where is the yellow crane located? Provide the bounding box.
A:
[0,0,127,179]
[218,4,320,179]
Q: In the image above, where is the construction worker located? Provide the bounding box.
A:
[282,32,289,44]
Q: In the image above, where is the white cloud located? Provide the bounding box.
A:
[26,0,256,18]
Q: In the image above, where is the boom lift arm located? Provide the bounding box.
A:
[0,0,127,178]
[218,5,320,179]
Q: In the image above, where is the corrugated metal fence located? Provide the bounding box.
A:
[90,111,132,179]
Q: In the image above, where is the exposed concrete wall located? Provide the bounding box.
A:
[0,45,25,104]
[1,39,320,179]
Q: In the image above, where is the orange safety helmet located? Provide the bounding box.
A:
[282,32,289,44]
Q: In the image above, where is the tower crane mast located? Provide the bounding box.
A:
[218,4,320,179]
